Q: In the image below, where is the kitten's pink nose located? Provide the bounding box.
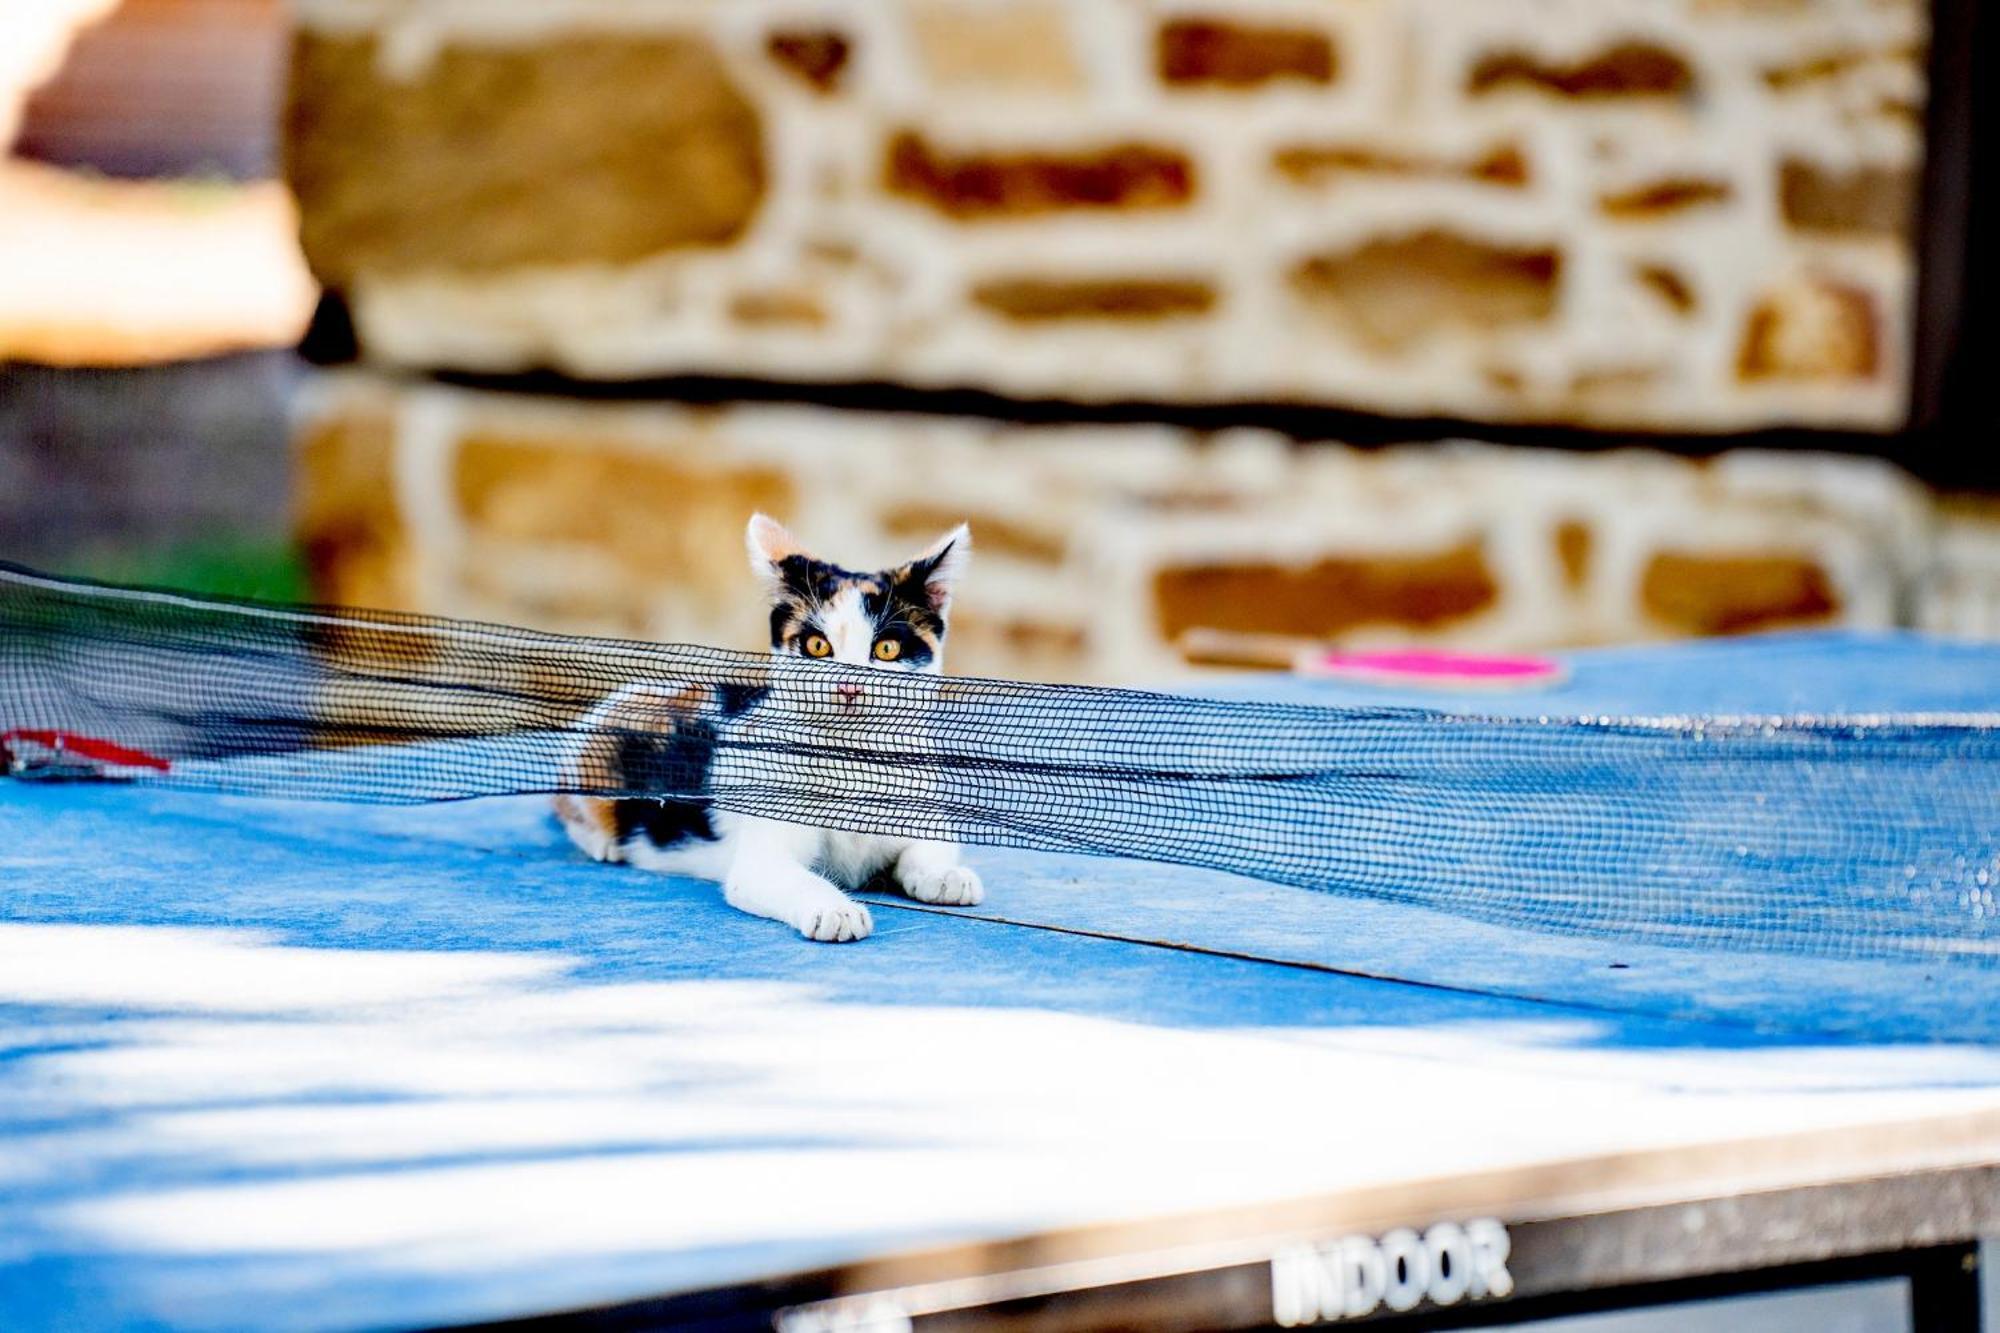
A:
[836,682,864,707]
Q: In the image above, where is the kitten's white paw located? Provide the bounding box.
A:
[553,796,624,864]
[902,863,984,907]
[798,900,873,942]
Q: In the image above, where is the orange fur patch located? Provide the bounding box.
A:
[553,793,618,838]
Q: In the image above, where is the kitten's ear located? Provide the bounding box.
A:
[746,513,804,583]
[903,523,971,613]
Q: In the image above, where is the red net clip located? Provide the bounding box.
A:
[0,729,172,779]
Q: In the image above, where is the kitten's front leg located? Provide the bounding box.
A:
[894,840,984,907]
[725,820,872,942]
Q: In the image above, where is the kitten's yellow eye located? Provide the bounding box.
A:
[803,634,832,658]
[872,638,902,662]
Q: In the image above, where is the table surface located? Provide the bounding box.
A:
[3,631,1998,1332]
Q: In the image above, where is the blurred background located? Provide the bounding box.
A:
[1,0,1994,683]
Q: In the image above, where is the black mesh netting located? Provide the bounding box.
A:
[4,560,1999,965]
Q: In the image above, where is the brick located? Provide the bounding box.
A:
[1272,143,1529,189]
[1153,542,1500,641]
[1156,19,1336,89]
[1598,177,1733,218]
[729,288,831,330]
[1554,519,1594,591]
[1565,365,1663,406]
[883,132,1195,219]
[1467,43,1694,98]
[970,276,1216,323]
[286,32,763,283]
[1762,46,1920,91]
[1875,95,1923,127]
[1640,551,1840,634]
[766,29,852,94]
[1736,277,1879,381]
[1779,160,1916,236]
[1633,263,1698,315]
[1290,231,1561,352]
[910,3,1083,93]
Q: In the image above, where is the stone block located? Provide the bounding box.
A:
[1289,231,1561,353]
[1153,542,1500,642]
[287,31,764,284]
[1465,42,1694,99]
[970,276,1217,323]
[909,3,1085,94]
[1779,160,1917,236]
[1639,552,1840,635]
[765,29,851,94]
[1155,18,1337,89]
[883,132,1196,220]
[1737,276,1879,382]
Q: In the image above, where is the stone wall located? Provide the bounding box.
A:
[278,0,1995,684]
[299,376,1948,682]
[286,0,1926,432]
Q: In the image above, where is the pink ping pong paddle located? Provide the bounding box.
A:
[1293,647,1568,690]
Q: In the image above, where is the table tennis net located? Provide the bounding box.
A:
[4,560,1998,967]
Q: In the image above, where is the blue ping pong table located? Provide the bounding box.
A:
[2,631,1998,1332]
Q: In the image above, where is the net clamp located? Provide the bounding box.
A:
[0,729,172,781]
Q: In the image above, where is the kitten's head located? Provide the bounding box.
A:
[746,514,968,710]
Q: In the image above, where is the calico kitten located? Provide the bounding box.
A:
[554,514,982,941]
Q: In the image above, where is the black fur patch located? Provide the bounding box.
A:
[614,794,723,846]
[769,603,799,649]
[766,555,948,663]
[610,684,767,849]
